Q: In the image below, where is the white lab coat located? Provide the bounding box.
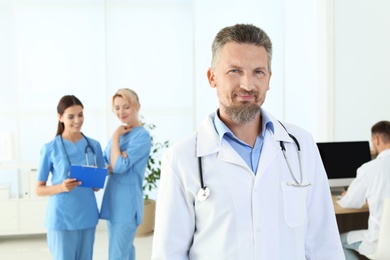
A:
[152,111,344,260]
[337,149,390,256]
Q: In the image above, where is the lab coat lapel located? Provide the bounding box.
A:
[197,113,249,168]
[256,117,293,176]
[218,139,248,167]
[256,130,280,176]
[196,114,220,157]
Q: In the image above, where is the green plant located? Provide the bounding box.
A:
[142,121,169,200]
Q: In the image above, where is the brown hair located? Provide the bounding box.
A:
[56,95,84,136]
[371,121,390,143]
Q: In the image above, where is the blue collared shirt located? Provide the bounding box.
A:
[213,109,274,174]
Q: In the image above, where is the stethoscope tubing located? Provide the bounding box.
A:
[198,157,206,189]
[60,132,97,167]
[278,122,311,187]
[196,122,311,201]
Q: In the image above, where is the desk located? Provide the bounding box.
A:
[332,195,369,233]
[333,195,369,214]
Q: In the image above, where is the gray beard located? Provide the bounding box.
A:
[224,102,260,125]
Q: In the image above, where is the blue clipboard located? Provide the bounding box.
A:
[69,165,108,189]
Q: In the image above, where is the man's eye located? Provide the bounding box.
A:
[230,69,239,73]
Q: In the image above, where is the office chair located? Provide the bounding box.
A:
[364,198,390,260]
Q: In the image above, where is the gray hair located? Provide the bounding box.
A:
[211,24,273,71]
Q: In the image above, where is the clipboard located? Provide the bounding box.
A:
[69,165,108,188]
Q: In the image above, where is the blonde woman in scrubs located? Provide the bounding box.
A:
[100,88,151,260]
[36,95,105,260]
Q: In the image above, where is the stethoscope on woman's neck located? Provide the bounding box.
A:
[196,121,311,201]
[60,132,97,166]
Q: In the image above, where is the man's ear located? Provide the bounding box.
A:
[266,70,272,90]
[207,68,216,88]
[373,135,380,147]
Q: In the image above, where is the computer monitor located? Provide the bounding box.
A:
[316,141,372,188]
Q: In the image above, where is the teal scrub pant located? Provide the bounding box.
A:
[106,221,138,260]
[47,227,96,260]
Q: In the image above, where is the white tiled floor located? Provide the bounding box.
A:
[0,228,153,260]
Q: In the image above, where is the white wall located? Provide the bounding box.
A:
[334,0,390,141]
[284,0,330,140]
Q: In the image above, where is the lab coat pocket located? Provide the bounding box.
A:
[280,181,308,228]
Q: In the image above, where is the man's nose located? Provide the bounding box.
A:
[240,73,255,91]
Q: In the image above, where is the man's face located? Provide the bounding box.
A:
[207,42,272,125]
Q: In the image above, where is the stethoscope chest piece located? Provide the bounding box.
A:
[197,186,210,201]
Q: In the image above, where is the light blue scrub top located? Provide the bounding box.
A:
[213,109,274,174]
[100,126,151,225]
[37,135,105,230]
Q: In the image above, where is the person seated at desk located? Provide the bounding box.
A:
[337,120,390,260]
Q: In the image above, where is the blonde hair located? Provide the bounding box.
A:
[112,88,140,110]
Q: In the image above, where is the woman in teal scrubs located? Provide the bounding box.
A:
[100,88,151,260]
[36,95,105,260]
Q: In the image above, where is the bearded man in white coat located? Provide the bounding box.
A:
[151,23,344,260]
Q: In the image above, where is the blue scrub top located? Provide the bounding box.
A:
[100,126,151,225]
[37,135,105,230]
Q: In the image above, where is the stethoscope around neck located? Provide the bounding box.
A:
[60,132,97,167]
[196,122,312,201]
[278,123,311,188]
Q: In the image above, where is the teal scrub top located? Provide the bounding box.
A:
[37,135,105,230]
[100,126,151,225]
